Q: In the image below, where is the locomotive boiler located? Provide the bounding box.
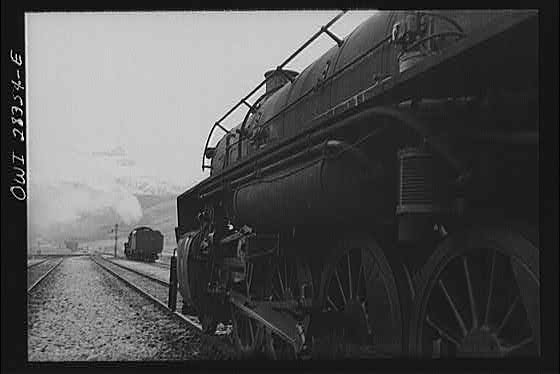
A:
[124,227,164,262]
[174,10,539,358]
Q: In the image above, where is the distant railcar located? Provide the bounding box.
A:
[65,240,79,251]
[124,227,164,262]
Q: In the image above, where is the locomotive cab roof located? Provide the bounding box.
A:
[131,226,156,235]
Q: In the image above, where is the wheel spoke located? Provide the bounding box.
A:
[496,295,519,335]
[268,331,277,360]
[334,268,347,304]
[501,336,533,355]
[326,295,339,311]
[356,259,364,299]
[463,256,478,328]
[438,279,468,337]
[246,263,254,296]
[425,315,461,347]
[484,250,496,326]
[248,319,255,342]
[364,258,379,281]
[277,268,285,296]
[347,253,353,300]
[248,263,252,287]
[284,260,288,293]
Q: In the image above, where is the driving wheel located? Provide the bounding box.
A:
[409,227,540,357]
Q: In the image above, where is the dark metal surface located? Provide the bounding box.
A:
[189,10,536,203]
[175,11,539,359]
[168,254,178,311]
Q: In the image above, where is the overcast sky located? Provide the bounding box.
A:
[26,10,376,190]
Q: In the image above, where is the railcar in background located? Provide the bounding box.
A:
[124,227,164,262]
[65,240,79,252]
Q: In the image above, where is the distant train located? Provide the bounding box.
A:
[124,227,164,262]
[65,240,79,251]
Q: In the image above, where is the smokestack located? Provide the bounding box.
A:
[264,69,298,94]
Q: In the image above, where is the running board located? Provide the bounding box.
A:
[229,291,304,353]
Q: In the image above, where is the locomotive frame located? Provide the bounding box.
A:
[174,10,539,358]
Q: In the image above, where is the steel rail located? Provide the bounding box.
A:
[27,258,49,269]
[27,258,65,293]
[153,260,171,269]
[91,256,203,332]
[103,258,170,287]
[101,258,206,330]
[92,256,238,359]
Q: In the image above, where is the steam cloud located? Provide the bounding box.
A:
[29,181,143,241]
[113,191,143,224]
[29,146,148,243]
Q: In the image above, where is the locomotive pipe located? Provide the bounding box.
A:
[200,137,375,201]
[168,248,178,312]
[199,105,464,200]
[200,109,376,197]
[452,130,538,145]
[233,139,375,187]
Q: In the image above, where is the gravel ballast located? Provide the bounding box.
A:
[28,256,227,361]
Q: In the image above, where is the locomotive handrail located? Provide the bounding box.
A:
[202,10,347,171]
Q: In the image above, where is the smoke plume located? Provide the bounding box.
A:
[29,181,143,242]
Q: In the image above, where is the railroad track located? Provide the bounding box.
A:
[28,256,225,361]
[152,261,170,269]
[90,255,235,358]
[27,258,65,293]
[103,257,170,288]
[27,258,49,269]
[102,255,171,269]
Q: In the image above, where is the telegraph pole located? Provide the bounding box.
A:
[113,223,118,258]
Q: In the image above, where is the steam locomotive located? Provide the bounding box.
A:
[174,11,538,358]
[124,227,164,262]
[65,240,79,251]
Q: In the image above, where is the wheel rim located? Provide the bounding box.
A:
[416,246,539,357]
[320,241,402,357]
